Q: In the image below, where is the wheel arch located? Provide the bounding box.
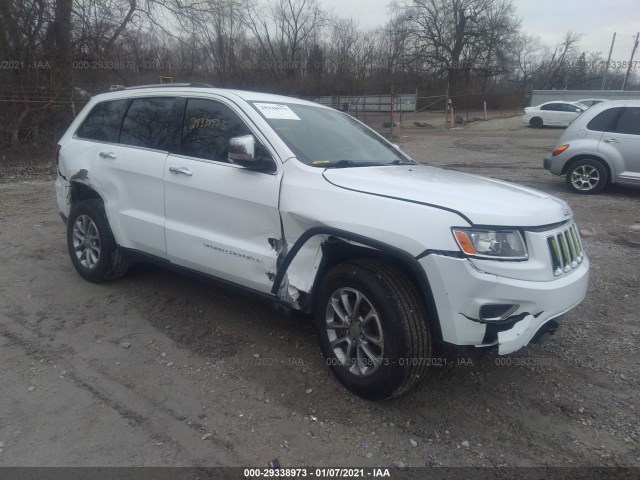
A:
[273,227,444,343]
[69,181,104,205]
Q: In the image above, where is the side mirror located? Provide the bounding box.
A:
[229,135,256,163]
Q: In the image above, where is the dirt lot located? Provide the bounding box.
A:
[0,117,639,470]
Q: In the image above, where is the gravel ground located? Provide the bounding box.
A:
[0,116,638,470]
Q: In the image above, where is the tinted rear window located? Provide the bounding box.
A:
[76,100,128,142]
[120,97,177,151]
[615,107,640,135]
[587,107,623,132]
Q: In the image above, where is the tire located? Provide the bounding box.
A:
[67,199,130,282]
[314,259,432,400]
[529,117,543,128]
[565,158,608,194]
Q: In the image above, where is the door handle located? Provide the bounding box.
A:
[603,138,619,144]
[99,151,117,159]
[169,167,193,176]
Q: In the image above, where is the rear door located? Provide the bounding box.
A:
[599,107,640,185]
[163,96,282,293]
[540,103,561,125]
[91,96,180,258]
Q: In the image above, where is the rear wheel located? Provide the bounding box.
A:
[529,117,543,128]
[565,158,608,194]
[67,199,130,282]
[315,259,432,400]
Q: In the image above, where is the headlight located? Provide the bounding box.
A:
[452,229,528,260]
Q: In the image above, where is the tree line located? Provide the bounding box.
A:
[0,0,637,153]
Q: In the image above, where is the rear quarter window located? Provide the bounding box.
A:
[615,107,640,135]
[586,107,623,132]
[76,99,128,142]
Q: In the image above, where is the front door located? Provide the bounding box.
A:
[164,97,282,293]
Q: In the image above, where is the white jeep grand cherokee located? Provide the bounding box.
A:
[55,84,589,399]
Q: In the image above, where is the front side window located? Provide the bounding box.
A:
[615,107,640,135]
[120,97,177,151]
[76,99,128,143]
[587,107,623,132]
[180,98,251,162]
[250,102,409,167]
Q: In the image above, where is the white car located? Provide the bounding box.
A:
[55,84,589,399]
[523,101,587,128]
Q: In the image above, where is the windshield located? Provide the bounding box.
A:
[250,102,411,167]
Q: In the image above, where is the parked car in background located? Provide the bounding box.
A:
[576,98,609,108]
[544,100,640,194]
[523,101,587,128]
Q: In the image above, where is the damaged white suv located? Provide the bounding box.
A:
[55,84,589,399]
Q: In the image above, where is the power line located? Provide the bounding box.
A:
[622,32,639,91]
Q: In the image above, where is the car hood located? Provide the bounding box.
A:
[322,165,571,226]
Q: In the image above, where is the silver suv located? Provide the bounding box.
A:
[544,100,640,193]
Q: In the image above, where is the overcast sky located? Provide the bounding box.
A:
[321,0,640,60]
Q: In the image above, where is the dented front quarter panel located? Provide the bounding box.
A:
[276,160,467,304]
[279,160,466,255]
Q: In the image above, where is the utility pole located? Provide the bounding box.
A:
[622,32,639,91]
[601,32,616,90]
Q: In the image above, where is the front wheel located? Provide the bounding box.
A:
[67,199,130,282]
[565,158,608,194]
[315,259,432,400]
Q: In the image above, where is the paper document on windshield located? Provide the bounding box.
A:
[255,103,301,120]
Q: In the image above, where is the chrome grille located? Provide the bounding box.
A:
[547,224,584,276]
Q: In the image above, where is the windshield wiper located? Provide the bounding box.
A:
[388,159,414,165]
[327,159,355,168]
[320,160,388,169]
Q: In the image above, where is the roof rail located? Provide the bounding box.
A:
[119,83,215,91]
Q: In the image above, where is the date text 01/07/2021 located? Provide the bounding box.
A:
[243,467,392,478]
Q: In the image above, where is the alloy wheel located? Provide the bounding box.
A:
[72,214,101,269]
[571,165,600,191]
[325,287,384,377]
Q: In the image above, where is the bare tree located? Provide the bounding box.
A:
[536,31,582,89]
[395,0,519,93]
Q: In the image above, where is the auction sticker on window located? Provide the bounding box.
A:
[254,103,301,120]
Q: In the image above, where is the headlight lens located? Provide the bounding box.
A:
[452,229,528,260]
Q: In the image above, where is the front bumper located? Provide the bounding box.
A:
[420,254,589,354]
